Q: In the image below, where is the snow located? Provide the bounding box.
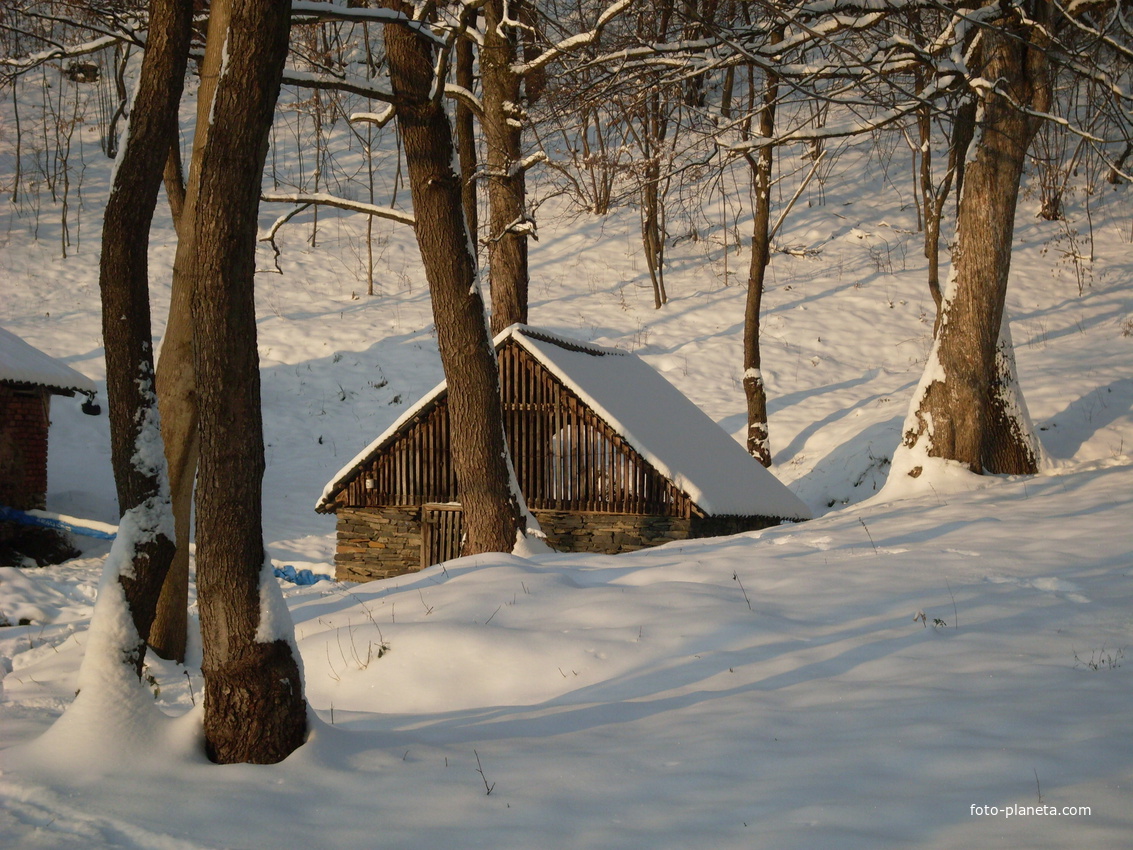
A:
[2,65,1132,850]
[0,327,96,396]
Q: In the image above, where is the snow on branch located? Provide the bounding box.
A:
[282,68,399,102]
[445,83,483,116]
[510,152,548,178]
[513,0,633,74]
[261,192,414,228]
[259,193,414,273]
[350,106,397,127]
[290,0,443,43]
[0,34,121,73]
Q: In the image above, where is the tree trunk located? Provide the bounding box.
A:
[641,161,667,309]
[742,50,779,468]
[896,15,1048,477]
[149,0,231,663]
[483,0,530,334]
[383,4,524,555]
[96,0,191,675]
[190,0,306,764]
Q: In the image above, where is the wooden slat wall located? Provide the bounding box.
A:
[338,342,692,517]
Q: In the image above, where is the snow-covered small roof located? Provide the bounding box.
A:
[0,326,96,395]
[320,325,810,520]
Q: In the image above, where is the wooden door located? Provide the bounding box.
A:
[422,503,463,568]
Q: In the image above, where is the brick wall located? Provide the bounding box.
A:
[0,386,51,510]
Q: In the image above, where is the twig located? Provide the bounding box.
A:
[184,670,195,705]
[484,604,502,625]
[1034,768,1043,805]
[732,572,752,611]
[859,517,879,555]
[946,578,958,630]
[474,749,495,795]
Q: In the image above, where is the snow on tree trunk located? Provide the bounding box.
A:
[982,316,1045,474]
[24,512,176,768]
[96,0,190,670]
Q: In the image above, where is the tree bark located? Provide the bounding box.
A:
[483,0,530,334]
[96,0,191,675]
[455,34,478,248]
[383,3,523,556]
[898,13,1048,477]
[163,138,186,233]
[190,0,306,764]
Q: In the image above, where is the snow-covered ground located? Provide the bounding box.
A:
[2,89,1132,847]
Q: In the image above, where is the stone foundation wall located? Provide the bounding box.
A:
[334,506,784,583]
[334,506,421,582]
[532,510,692,554]
[690,514,779,539]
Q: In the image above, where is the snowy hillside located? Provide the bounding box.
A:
[2,72,1132,848]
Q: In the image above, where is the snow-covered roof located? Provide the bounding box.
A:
[0,326,96,395]
[319,325,810,520]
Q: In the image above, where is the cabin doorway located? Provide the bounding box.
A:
[421,503,462,568]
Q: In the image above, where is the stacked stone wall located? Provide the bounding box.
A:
[531,510,691,554]
[334,506,421,582]
[333,506,784,583]
[690,514,779,539]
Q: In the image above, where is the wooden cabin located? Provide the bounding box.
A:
[317,325,811,582]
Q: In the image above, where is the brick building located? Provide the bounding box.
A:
[1,327,96,512]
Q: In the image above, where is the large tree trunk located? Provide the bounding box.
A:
[96,0,191,675]
[483,0,530,334]
[895,14,1048,478]
[149,0,232,663]
[383,4,524,555]
[190,0,306,765]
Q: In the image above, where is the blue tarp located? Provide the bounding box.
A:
[272,564,332,586]
[0,506,117,540]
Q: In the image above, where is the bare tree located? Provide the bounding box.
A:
[897,3,1056,477]
[740,30,782,468]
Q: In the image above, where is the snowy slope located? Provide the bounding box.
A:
[1,69,1132,849]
